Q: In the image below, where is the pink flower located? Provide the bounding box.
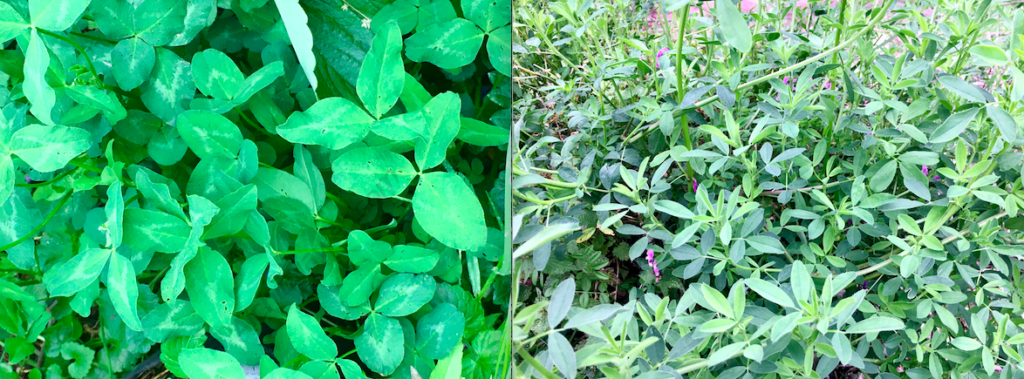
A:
[646,249,661,282]
[922,165,929,175]
[934,176,940,181]
[656,47,671,69]
[692,179,698,192]
[822,80,832,90]
[740,0,758,12]
[795,0,808,8]
[921,8,933,17]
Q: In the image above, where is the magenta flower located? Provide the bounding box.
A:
[646,249,661,282]
[934,176,940,181]
[740,0,758,12]
[656,47,670,69]
[922,165,929,175]
[823,80,832,90]
[692,179,698,192]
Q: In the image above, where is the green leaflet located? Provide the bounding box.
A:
[462,0,510,33]
[715,0,752,53]
[277,97,374,150]
[413,172,487,251]
[318,284,372,320]
[417,0,457,32]
[176,110,243,159]
[339,263,385,307]
[192,49,244,100]
[416,92,461,170]
[336,359,369,379]
[355,312,405,376]
[374,273,436,317]
[371,0,418,34]
[930,107,981,144]
[331,147,417,198]
[210,317,264,365]
[42,247,112,298]
[134,168,188,220]
[162,194,220,302]
[372,110,427,142]
[358,21,405,119]
[30,0,90,32]
[142,300,205,343]
[405,18,484,70]
[384,245,441,273]
[428,344,462,379]
[184,247,235,328]
[303,0,375,87]
[104,182,124,249]
[0,189,37,270]
[134,0,188,46]
[112,37,156,91]
[274,0,318,90]
[0,155,13,206]
[89,0,133,39]
[0,2,28,43]
[415,303,465,359]
[66,85,128,124]
[234,253,269,312]
[8,124,91,173]
[293,145,326,211]
[252,166,317,217]
[485,26,512,77]
[105,251,142,331]
[23,30,55,126]
[141,48,196,122]
[349,230,394,266]
[204,184,258,239]
[266,368,316,379]
[123,208,190,253]
[179,348,246,379]
[287,304,339,360]
[457,117,509,147]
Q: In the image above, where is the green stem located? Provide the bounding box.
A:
[36,28,100,81]
[69,158,103,174]
[316,216,350,230]
[0,191,73,252]
[275,242,348,255]
[477,258,504,301]
[16,167,78,188]
[339,348,358,359]
[515,347,562,379]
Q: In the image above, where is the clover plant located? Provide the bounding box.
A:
[0,0,512,377]
[512,0,1024,378]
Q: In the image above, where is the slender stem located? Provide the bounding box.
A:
[36,28,100,81]
[856,210,1006,277]
[69,31,117,45]
[339,348,357,359]
[0,191,73,252]
[477,258,504,301]
[275,243,348,255]
[390,195,412,203]
[513,191,577,205]
[515,347,562,379]
[315,216,350,230]
[16,167,78,188]
[68,158,103,174]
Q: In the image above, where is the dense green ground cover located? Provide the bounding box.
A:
[0,0,512,377]
[512,0,1024,378]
